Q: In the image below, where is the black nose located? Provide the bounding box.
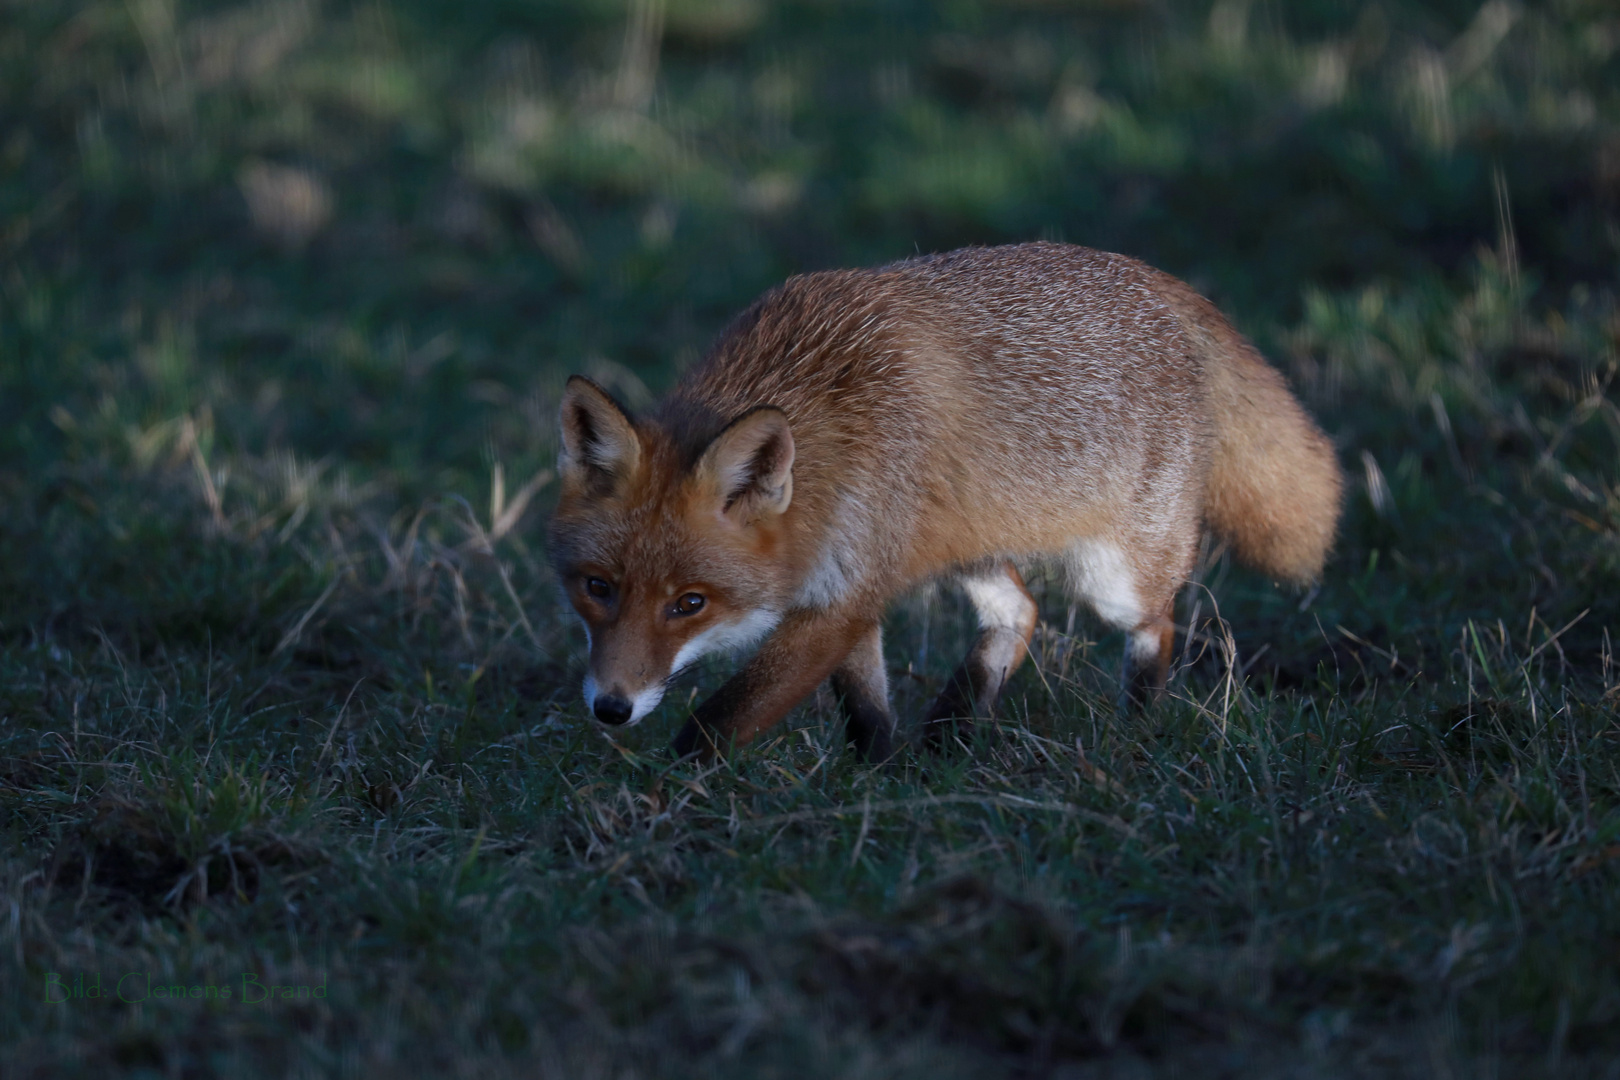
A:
[593,695,633,726]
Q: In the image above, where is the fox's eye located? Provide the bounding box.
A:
[585,577,612,600]
[672,593,705,616]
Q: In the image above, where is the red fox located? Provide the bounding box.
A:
[548,243,1343,761]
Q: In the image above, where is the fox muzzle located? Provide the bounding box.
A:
[582,670,668,727]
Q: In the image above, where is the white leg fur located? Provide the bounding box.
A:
[1128,626,1165,663]
[1063,539,1143,630]
[960,567,1038,685]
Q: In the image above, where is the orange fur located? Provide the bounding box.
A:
[547,242,1344,759]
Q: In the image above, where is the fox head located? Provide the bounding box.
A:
[547,376,795,726]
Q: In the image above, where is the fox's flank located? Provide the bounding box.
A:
[548,242,1344,759]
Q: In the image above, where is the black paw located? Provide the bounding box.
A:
[849,720,899,764]
[671,719,709,760]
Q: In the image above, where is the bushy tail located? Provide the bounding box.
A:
[1154,273,1344,585]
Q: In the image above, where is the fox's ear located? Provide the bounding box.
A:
[695,407,794,522]
[558,376,640,494]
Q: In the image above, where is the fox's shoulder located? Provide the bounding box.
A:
[661,266,935,428]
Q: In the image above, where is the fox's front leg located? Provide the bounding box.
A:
[671,608,873,761]
[829,621,898,762]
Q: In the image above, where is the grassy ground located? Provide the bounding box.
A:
[3,0,1618,1075]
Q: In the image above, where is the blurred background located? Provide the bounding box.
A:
[1,0,1616,670]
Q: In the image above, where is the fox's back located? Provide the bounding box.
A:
[658,243,1209,583]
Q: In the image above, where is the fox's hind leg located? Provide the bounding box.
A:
[1063,537,1186,712]
[1120,612,1176,712]
[922,562,1037,747]
[830,621,898,762]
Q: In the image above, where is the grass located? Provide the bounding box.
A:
[2,0,1618,1075]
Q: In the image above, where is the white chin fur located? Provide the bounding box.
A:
[627,684,665,724]
[582,608,779,727]
[671,608,781,674]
